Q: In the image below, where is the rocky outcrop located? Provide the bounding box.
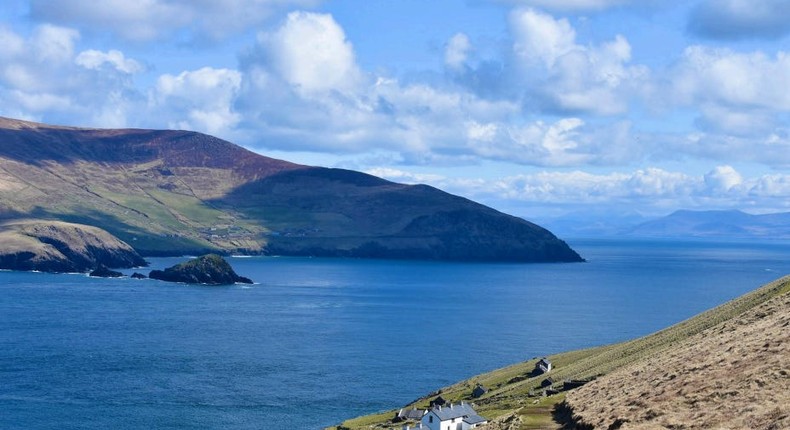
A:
[89,265,124,278]
[0,220,147,273]
[149,254,253,285]
[480,413,522,430]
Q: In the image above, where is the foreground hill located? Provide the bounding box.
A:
[565,285,789,429]
[0,117,581,262]
[627,209,790,240]
[336,275,790,429]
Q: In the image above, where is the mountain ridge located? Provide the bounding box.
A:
[626,209,790,240]
[0,116,582,262]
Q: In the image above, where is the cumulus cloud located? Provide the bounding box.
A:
[29,0,322,42]
[152,67,242,135]
[0,24,143,126]
[255,11,361,94]
[704,165,742,192]
[508,8,649,115]
[665,46,790,151]
[511,9,577,68]
[689,0,790,40]
[229,9,660,167]
[76,50,145,74]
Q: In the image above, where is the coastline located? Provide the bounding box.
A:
[334,274,790,429]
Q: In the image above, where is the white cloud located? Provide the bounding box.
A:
[509,9,649,115]
[153,67,242,135]
[445,33,472,70]
[29,0,322,42]
[672,47,790,111]
[664,46,790,154]
[255,11,361,94]
[369,165,790,216]
[704,165,742,192]
[511,8,576,68]
[689,0,790,40]
[0,24,143,127]
[76,50,144,74]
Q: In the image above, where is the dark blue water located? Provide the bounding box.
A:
[1,239,789,429]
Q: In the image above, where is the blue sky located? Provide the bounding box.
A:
[1,0,789,222]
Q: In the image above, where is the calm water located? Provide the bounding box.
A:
[1,239,789,429]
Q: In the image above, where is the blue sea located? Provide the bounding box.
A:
[1,239,789,429]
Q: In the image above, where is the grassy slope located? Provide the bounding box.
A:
[0,156,267,255]
[335,275,790,429]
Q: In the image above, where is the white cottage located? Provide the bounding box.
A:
[419,402,487,430]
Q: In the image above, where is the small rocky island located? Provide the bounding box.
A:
[89,265,124,278]
[149,254,253,285]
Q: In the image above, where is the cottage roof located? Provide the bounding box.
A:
[398,408,425,420]
[429,403,480,421]
[463,414,487,425]
[538,358,551,366]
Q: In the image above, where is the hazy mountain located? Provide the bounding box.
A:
[627,209,790,240]
[0,117,581,262]
[537,210,649,238]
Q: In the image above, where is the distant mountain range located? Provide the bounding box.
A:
[0,117,582,263]
[626,210,790,240]
[540,209,790,240]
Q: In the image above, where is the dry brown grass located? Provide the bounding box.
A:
[565,289,790,430]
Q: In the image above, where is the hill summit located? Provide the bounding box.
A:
[0,117,582,262]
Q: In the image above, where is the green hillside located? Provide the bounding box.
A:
[335,275,790,429]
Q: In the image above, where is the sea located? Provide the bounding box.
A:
[1,238,789,429]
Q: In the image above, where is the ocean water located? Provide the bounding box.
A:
[1,239,789,429]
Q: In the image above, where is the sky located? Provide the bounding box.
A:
[1,0,789,224]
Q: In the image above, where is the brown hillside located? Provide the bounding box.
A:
[564,289,790,430]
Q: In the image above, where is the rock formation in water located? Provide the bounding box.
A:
[149,254,253,285]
